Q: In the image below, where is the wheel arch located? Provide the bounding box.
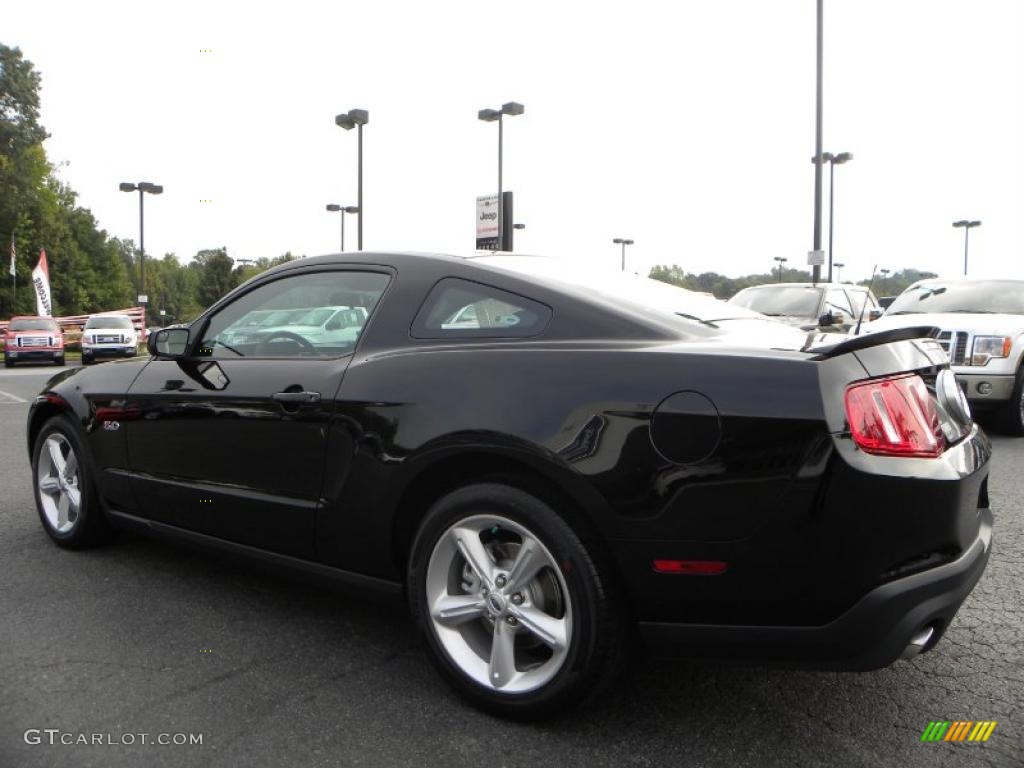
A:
[390,448,622,592]
[26,395,77,458]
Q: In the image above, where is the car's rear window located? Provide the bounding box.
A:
[412,278,551,338]
[9,318,60,331]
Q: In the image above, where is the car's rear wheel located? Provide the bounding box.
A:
[4,356,12,368]
[54,355,65,366]
[408,483,623,720]
[32,416,112,548]
[997,368,1024,436]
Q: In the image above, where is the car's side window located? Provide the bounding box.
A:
[824,289,853,317]
[412,278,552,339]
[845,289,875,318]
[197,270,389,358]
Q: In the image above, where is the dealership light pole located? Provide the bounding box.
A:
[774,256,788,282]
[952,220,981,275]
[810,0,825,285]
[335,109,369,250]
[879,268,891,296]
[478,102,524,251]
[326,204,359,251]
[833,261,845,283]
[119,181,163,316]
[613,238,634,271]
[812,151,853,282]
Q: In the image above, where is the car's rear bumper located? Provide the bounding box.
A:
[639,506,992,670]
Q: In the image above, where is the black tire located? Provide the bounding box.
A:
[54,355,65,367]
[81,356,93,366]
[3,356,12,368]
[31,415,113,549]
[996,368,1024,436]
[407,482,625,720]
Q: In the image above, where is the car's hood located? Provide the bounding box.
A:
[851,312,1024,337]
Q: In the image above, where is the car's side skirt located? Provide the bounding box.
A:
[105,509,404,601]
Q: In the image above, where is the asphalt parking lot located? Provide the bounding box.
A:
[0,363,1020,768]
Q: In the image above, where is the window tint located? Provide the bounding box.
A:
[824,289,853,316]
[198,270,389,358]
[412,278,551,338]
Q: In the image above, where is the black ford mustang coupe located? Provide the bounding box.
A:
[27,252,993,719]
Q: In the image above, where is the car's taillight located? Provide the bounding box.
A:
[844,374,945,458]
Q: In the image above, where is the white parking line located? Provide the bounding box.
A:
[0,389,28,404]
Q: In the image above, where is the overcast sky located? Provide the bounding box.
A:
[5,0,1023,283]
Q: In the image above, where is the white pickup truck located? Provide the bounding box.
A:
[850,277,1024,435]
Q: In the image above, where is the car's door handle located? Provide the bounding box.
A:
[272,390,321,404]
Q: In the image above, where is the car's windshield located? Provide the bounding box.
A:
[475,255,767,326]
[9,318,59,331]
[85,316,133,329]
[729,286,823,317]
[887,281,1024,315]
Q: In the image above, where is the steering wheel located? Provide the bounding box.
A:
[259,331,317,356]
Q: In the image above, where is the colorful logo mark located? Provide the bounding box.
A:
[921,721,997,742]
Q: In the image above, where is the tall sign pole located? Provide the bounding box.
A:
[811,0,824,285]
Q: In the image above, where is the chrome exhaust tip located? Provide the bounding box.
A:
[900,625,936,660]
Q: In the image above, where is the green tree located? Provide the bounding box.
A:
[191,247,235,309]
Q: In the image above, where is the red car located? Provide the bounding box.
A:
[3,316,65,367]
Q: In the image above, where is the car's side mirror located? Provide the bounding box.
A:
[868,309,883,321]
[819,312,840,327]
[148,328,190,358]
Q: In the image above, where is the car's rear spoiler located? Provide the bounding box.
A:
[803,326,940,360]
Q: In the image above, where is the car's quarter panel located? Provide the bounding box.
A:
[121,357,349,558]
[316,340,833,589]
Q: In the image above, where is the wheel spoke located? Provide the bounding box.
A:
[504,537,545,594]
[451,527,496,587]
[46,438,66,477]
[56,494,71,528]
[488,618,518,689]
[63,450,78,481]
[39,476,61,496]
[512,605,568,651]
[432,594,486,626]
[65,486,81,516]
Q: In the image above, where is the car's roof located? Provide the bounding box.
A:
[904,276,1024,286]
[10,315,57,321]
[88,313,132,318]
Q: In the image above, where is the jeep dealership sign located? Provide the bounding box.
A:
[476,194,500,251]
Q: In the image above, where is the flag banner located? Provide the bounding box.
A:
[32,249,52,316]
[8,238,14,277]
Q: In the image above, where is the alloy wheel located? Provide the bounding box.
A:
[424,514,573,694]
[37,434,82,534]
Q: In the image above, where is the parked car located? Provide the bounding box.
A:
[81,314,139,365]
[3,316,65,367]
[850,277,1024,435]
[729,282,881,332]
[27,252,992,719]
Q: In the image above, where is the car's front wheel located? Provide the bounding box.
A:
[3,356,12,368]
[32,416,112,548]
[408,483,624,719]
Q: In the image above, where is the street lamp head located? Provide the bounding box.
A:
[136,182,162,194]
[326,204,342,212]
[347,109,369,126]
[969,220,982,228]
[812,152,833,164]
[335,113,355,130]
[119,182,137,192]
[833,152,853,164]
[501,102,525,116]
[613,238,624,244]
[774,257,788,263]
[513,223,525,230]
[623,239,634,245]
[477,108,501,122]
[344,206,360,214]
[834,262,845,268]
[952,220,969,228]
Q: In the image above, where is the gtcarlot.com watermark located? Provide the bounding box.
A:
[24,729,203,747]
